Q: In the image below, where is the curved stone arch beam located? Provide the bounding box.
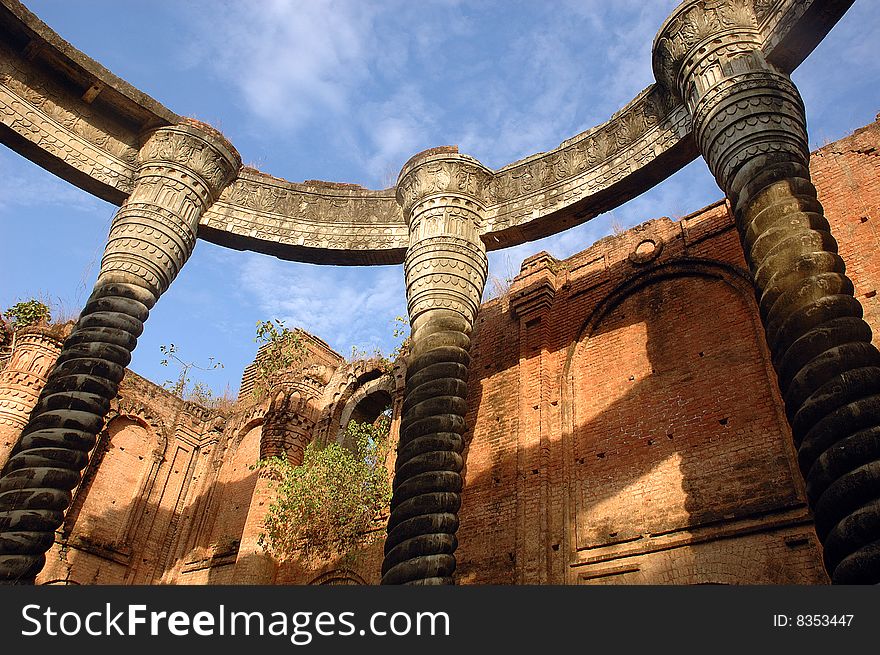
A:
[0,0,853,265]
[0,0,177,203]
[200,172,408,265]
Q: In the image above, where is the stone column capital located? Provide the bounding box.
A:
[137,120,241,202]
[395,147,493,226]
[396,148,491,330]
[652,0,761,101]
[652,0,807,197]
[98,120,241,300]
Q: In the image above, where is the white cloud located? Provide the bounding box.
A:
[355,85,438,188]
[0,150,108,214]
[238,254,407,357]
[450,1,680,169]
[179,1,682,183]
[183,0,379,130]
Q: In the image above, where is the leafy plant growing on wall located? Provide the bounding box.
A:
[3,299,51,331]
[255,416,392,561]
[159,343,223,404]
[389,315,411,363]
[348,316,411,373]
[252,319,307,399]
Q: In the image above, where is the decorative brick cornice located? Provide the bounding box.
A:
[510,252,560,320]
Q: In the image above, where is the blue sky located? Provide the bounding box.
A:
[1,0,878,398]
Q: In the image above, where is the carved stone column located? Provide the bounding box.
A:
[381,148,490,585]
[0,121,239,584]
[654,0,880,583]
[0,326,67,470]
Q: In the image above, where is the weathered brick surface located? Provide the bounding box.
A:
[810,120,880,343]
[454,117,880,585]
[23,117,880,585]
[36,371,226,585]
[0,324,68,470]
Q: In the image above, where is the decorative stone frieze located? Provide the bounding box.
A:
[0,0,852,262]
[654,0,880,584]
[0,121,240,585]
[653,0,807,194]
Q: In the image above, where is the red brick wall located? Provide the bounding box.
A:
[72,418,154,548]
[38,417,157,585]
[454,117,880,585]
[811,120,880,341]
[33,117,880,586]
[205,425,262,551]
[36,371,227,585]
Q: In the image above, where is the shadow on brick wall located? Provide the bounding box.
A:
[40,466,261,585]
[456,234,828,584]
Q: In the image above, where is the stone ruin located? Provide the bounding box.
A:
[1,0,879,585]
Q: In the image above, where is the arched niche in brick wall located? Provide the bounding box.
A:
[309,568,367,585]
[334,374,395,449]
[235,416,265,447]
[41,579,81,585]
[560,259,809,583]
[64,415,158,556]
[321,361,399,444]
[200,421,263,569]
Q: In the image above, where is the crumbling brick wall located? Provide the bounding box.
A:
[29,116,880,586]
[453,116,880,585]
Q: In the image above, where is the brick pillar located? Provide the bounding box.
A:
[0,327,66,470]
[381,148,490,585]
[231,470,280,585]
[654,0,880,583]
[232,379,317,584]
[0,121,240,584]
[510,253,560,583]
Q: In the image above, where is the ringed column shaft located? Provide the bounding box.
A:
[0,327,67,470]
[381,149,490,585]
[0,122,240,584]
[655,0,880,583]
